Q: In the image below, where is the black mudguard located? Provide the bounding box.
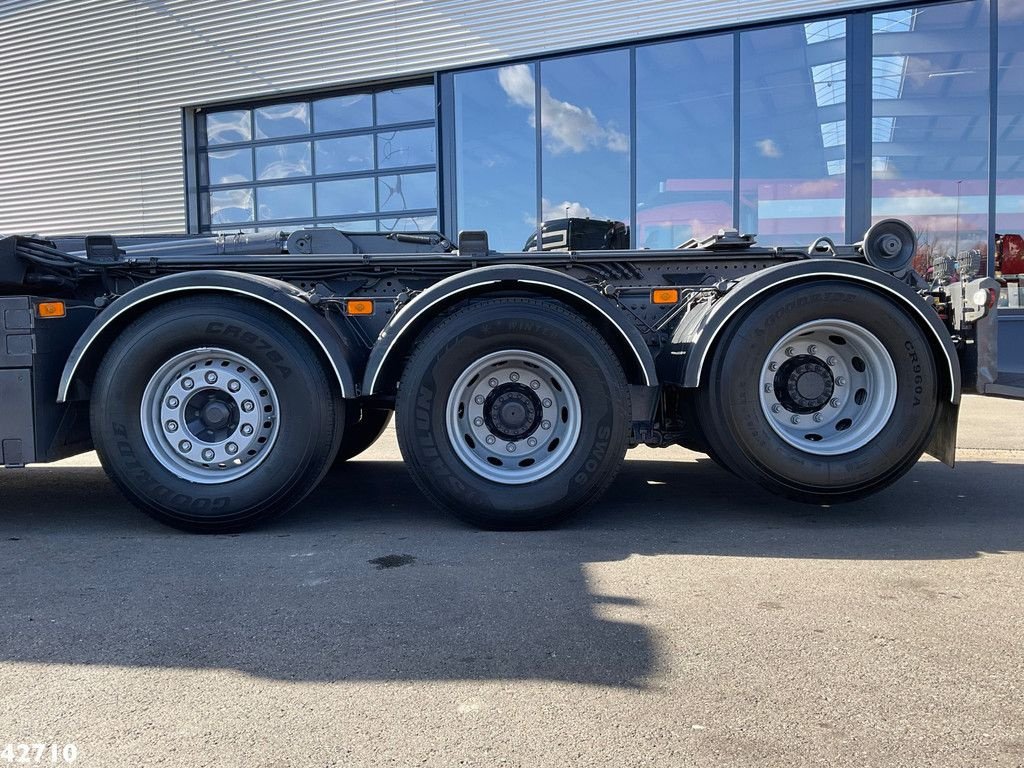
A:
[58,270,360,402]
[663,260,961,467]
[362,264,659,396]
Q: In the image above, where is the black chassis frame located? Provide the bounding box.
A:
[1,227,983,467]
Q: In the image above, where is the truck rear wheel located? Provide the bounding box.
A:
[698,281,939,503]
[332,404,392,464]
[395,298,630,529]
[91,296,341,532]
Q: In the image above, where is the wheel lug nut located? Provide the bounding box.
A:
[541,420,551,430]
[764,383,773,393]
[527,437,538,447]
[771,404,781,413]
[506,442,516,453]
[226,443,238,455]
[241,400,255,412]
[473,417,484,427]
[167,396,179,408]
[830,398,841,408]
[166,420,178,433]
[201,448,215,461]
[474,395,485,404]
[542,398,552,408]
[813,412,824,423]
[785,347,795,357]
[228,380,241,393]
[485,435,496,445]
[790,415,800,424]
[807,344,817,355]
[826,356,838,366]
[178,440,192,453]
[768,362,778,372]
[836,377,846,386]
[509,372,520,382]
[205,372,218,384]
[181,378,194,390]
[488,378,498,388]
[530,380,540,390]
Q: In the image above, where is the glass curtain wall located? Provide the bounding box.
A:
[635,35,734,249]
[453,53,630,251]
[539,51,631,233]
[448,0,1007,268]
[870,4,989,276]
[452,17,852,249]
[197,83,438,234]
[995,0,1024,371]
[454,64,538,250]
[739,18,847,246]
[996,0,1024,302]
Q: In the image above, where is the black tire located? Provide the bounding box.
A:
[697,281,939,503]
[395,297,631,529]
[332,404,392,464]
[91,296,342,532]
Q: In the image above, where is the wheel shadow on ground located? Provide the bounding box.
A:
[0,455,1021,687]
[298,454,1024,562]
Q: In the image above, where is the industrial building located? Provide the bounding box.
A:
[0,0,1020,371]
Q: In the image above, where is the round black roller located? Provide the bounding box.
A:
[860,218,917,273]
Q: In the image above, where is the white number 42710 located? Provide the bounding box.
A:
[0,745,77,764]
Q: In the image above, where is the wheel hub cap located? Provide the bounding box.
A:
[201,399,232,429]
[485,384,541,441]
[774,355,834,413]
[184,392,241,445]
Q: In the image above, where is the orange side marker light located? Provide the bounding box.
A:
[37,301,66,318]
[345,299,374,316]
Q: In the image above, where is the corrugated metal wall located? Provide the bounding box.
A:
[0,0,893,235]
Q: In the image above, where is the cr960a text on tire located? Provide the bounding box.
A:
[698,281,939,503]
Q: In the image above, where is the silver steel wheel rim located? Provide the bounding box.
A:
[758,319,897,456]
[445,349,581,484]
[140,348,281,484]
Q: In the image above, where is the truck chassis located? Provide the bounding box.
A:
[0,219,1001,531]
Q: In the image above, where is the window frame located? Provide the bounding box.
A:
[186,77,440,235]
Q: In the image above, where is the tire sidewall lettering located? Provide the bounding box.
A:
[92,298,336,528]
[204,321,291,378]
[418,335,617,505]
[397,300,630,524]
[110,422,231,512]
[713,282,939,493]
[905,340,923,405]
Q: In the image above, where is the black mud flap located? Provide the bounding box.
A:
[925,399,959,468]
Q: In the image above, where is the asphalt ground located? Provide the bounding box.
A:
[0,395,1022,767]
